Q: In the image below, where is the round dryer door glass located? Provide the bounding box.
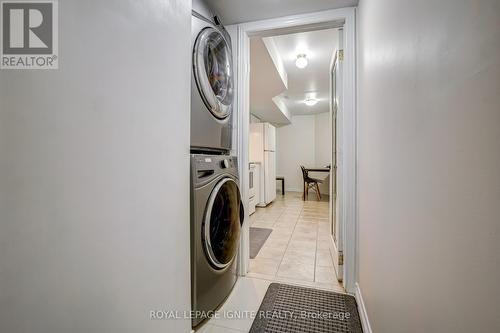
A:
[194,27,234,120]
[204,178,242,269]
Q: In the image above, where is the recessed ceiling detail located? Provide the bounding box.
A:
[204,0,358,25]
[250,37,291,125]
[266,28,339,115]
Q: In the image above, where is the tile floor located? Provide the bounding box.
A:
[248,192,343,292]
[194,192,344,333]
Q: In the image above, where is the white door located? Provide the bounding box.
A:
[331,29,344,282]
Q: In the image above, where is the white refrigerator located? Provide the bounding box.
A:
[250,123,276,206]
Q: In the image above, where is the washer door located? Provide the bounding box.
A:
[193,27,234,120]
[204,177,242,270]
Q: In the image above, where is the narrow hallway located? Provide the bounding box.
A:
[248,193,343,292]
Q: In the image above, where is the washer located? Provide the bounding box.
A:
[190,154,243,327]
[191,8,234,153]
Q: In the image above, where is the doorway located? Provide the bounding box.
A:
[227,7,357,294]
[330,28,344,282]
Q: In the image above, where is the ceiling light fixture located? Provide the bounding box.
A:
[304,98,318,106]
[295,54,308,69]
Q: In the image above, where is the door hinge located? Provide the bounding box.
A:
[338,49,344,61]
[338,252,344,265]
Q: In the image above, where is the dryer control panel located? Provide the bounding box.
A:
[191,154,239,187]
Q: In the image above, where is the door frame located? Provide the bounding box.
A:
[330,35,344,283]
[227,7,358,294]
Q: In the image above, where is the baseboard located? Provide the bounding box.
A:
[355,283,373,333]
[330,235,343,282]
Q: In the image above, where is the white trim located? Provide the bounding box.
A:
[340,7,357,294]
[231,24,251,276]
[230,7,357,291]
[355,283,373,333]
[330,233,343,282]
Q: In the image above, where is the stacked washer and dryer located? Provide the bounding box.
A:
[190,0,242,328]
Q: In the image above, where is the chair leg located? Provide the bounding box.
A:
[316,182,321,201]
[302,182,306,201]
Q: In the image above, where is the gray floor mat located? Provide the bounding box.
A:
[249,227,273,259]
[249,283,363,333]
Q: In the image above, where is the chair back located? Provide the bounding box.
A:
[300,166,309,181]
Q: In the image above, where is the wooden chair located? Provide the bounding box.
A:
[300,166,322,201]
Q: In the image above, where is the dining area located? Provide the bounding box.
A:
[300,165,331,201]
[272,113,333,202]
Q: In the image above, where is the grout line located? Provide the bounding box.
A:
[275,205,302,276]
[313,218,319,282]
[246,272,345,294]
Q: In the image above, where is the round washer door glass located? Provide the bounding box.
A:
[194,27,234,120]
[204,178,242,269]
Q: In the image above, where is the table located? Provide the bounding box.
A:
[276,176,285,195]
[305,167,331,173]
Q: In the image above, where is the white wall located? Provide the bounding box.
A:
[357,0,500,332]
[314,112,332,193]
[276,115,315,192]
[314,112,331,168]
[250,114,262,123]
[276,114,331,193]
[0,1,192,333]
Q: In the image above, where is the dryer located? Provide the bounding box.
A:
[190,154,243,327]
[191,9,234,153]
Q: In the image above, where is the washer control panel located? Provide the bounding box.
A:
[191,154,238,185]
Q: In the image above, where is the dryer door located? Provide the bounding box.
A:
[193,27,234,120]
[203,177,242,270]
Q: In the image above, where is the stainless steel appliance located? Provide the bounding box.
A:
[191,9,234,153]
[190,154,243,327]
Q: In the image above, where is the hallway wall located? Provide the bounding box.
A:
[276,115,316,192]
[357,0,500,332]
[0,1,192,332]
[276,114,331,193]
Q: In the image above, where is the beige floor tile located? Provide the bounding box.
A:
[315,265,337,283]
[264,238,289,249]
[284,246,316,258]
[291,233,317,243]
[267,231,291,241]
[255,245,286,260]
[249,257,280,276]
[317,239,331,250]
[207,277,270,332]
[247,192,344,294]
[287,239,316,250]
[251,220,276,227]
[271,227,294,236]
[273,221,296,229]
[316,249,334,267]
[294,224,317,233]
[277,260,315,282]
[282,251,315,265]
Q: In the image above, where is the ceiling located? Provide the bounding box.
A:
[205,0,358,25]
[271,28,339,115]
[249,38,291,125]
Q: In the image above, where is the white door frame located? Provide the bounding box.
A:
[330,31,344,283]
[228,7,358,294]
